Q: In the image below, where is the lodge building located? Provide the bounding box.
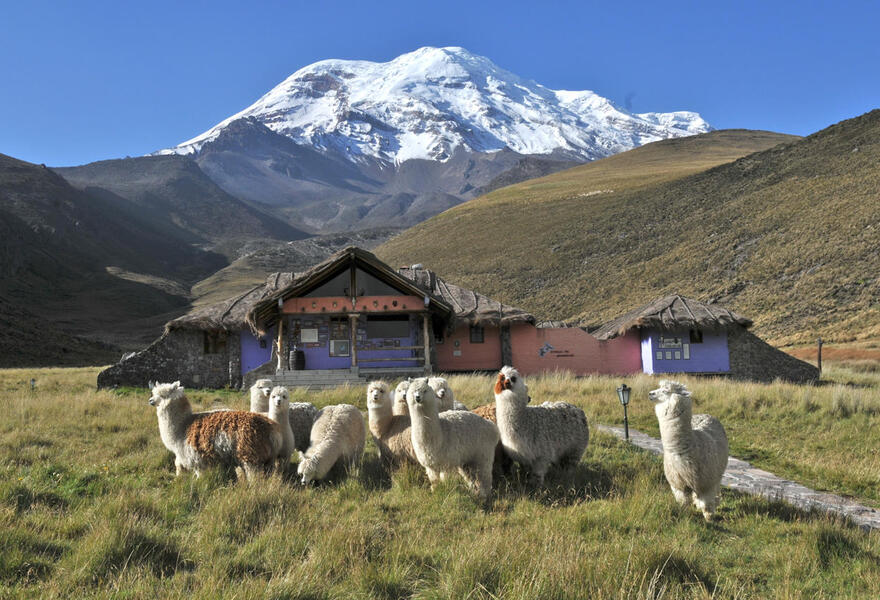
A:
[98,247,818,389]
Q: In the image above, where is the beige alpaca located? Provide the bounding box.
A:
[493,366,589,486]
[297,404,366,485]
[650,380,729,521]
[406,378,499,501]
[366,381,419,468]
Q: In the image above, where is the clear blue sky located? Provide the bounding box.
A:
[2,0,878,166]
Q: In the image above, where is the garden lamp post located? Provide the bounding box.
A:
[617,383,631,440]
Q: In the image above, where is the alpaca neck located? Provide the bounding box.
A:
[494,390,526,421]
[157,396,193,448]
[251,395,268,413]
[270,404,294,447]
[409,405,441,451]
[658,415,693,454]
[368,400,393,438]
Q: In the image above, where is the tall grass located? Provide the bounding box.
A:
[1,367,880,598]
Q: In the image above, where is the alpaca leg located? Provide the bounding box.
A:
[529,459,550,488]
[174,459,184,477]
[670,485,690,506]
[694,489,719,521]
[425,467,440,489]
[475,456,494,501]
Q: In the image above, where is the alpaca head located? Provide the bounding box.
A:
[649,380,693,422]
[250,379,273,411]
[366,381,391,410]
[148,381,186,410]
[297,457,317,486]
[393,378,411,414]
[494,366,527,400]
[406,377,438,415]
[269,386,289,411]
[427,377,450,400]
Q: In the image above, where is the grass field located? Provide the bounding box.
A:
[2,366,879,598]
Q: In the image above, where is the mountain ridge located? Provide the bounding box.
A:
[158,46,711,164]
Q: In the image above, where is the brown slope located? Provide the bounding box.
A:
[375,122,875,346]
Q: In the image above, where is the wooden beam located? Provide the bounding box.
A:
[350,314,359,368]
[275,318,284,371]
[422,313,432,374]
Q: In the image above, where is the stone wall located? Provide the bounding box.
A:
[97,329,243,389]
[727,326,819,383]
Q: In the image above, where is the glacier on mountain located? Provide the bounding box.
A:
[158,46,711,163]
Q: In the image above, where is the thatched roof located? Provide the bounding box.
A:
[398,267,535,327]
[591,295,752,340]
[246,247,454,333]
[167,272,296,332]
[167,247,535,334]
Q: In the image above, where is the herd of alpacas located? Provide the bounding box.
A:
[149,367,729,519]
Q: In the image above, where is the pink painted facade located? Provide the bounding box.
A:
[434,322,642,375]
[436,325,503,372]
[510,324,642,376]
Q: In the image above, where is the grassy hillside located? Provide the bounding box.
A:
[1,367,879,598]
[377,117,880,346]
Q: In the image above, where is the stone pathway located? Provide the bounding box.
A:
[596,425,880,532]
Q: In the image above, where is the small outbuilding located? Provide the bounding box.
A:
[592,295,818,383]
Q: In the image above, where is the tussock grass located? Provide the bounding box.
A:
[2,367,880,598]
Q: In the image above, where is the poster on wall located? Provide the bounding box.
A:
[658,336,682,349]
[301,328,319,343]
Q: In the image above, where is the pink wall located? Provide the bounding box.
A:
[509,324,642,376]
[436,325,503,371]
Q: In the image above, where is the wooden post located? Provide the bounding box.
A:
[817,336,823,376]
[349,314,359,368]
[275,318,284,371]
[422,313,432,374]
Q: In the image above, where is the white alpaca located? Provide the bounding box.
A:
[249,378,274,412]
[366,381,419,468]
[650,380,729,521]
[493,366,589,486]
[406,378,499,501]
[268,386,294,471]
[428,376,469,411]
[297,404,366,485]
[149,381,282,480]
[249,378,320,454]
[392,379,411,416]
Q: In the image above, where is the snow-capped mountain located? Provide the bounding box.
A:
[159,46,710,163]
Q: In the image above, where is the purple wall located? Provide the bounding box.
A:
[356,325,418,368]
[641,328,730,374]
[241,325,275,376]
[286,315,419,370]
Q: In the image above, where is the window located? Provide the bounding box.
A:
[356,268,401,296]
[366,315,410,338]
[689,329,704,344]
[469,325,485,344]
[330,318,350,340]
[304,269,350,297]
[329,318,351,357]
[203,331,227,354]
